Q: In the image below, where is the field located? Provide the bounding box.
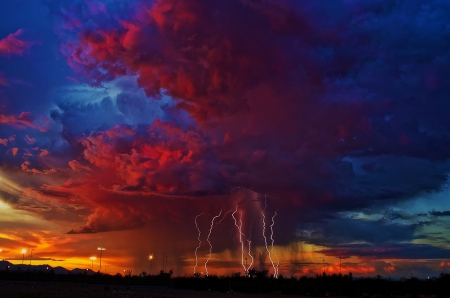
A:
[0,280,285,298]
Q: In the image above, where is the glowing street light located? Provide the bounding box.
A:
[149,254,153,276]
[90,256,96,270]
[21,249,26,265]
[97,247,106,272]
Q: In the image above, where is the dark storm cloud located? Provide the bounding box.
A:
[429,211,450,217]
[38,0,450,239]
[58,0,450,179]
[299,217,417,247]
[320,243,450,260]
[1,0,450,250]
[50,97,125,134]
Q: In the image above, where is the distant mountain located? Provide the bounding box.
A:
[0,261,94,275]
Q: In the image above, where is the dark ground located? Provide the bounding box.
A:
[1,280,448,298]
[0,280,291,298]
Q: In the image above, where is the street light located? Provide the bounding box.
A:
[90,256,97,270]
[21,249,26,265]
[149,254,153,276]
[97,247,106,272]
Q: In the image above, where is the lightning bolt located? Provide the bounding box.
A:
[261,197,276,276]
[246,207,258,273]
[246,238,254,273]
[193,213,206,275]
[216,209,233,226]
[270,210,279,278]
[232,206,246,274]
[231,205,254,275]
[204,210,222,276]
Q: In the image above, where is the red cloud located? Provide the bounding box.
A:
[0,29,38,57]
[63,0,294,121]
[80,120,221,195]
[68,160,92,172]
[25,134,36,144]
[67,205,147,234]
[0,112,49,132]
[0,112,33,128]
[61,0,374,159]
[0,135,15,146]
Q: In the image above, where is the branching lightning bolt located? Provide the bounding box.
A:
[232,206,246,274]
[261,197,276,276]
[262,212,275,273]
[194,189,280,277]
[204,210,222,276]
[246,209,257,272]
[216,209,233,226]
[270,210,279,278]
[246,237,254,273]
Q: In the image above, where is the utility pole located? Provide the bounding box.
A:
[30,249,34,265]
[163,252,166,273]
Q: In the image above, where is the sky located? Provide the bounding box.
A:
[1,0,450,278]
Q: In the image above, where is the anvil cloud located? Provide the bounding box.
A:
[1,0,450,277]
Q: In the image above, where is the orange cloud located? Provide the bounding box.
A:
[21,161,56,175]
[68,160,91,172]
[0,112,49,132]
[39,149,49,157]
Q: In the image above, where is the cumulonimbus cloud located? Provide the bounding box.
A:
[6,0,446,260]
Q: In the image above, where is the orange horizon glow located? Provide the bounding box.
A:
[1,198,447,278]
[0,239,446,277]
